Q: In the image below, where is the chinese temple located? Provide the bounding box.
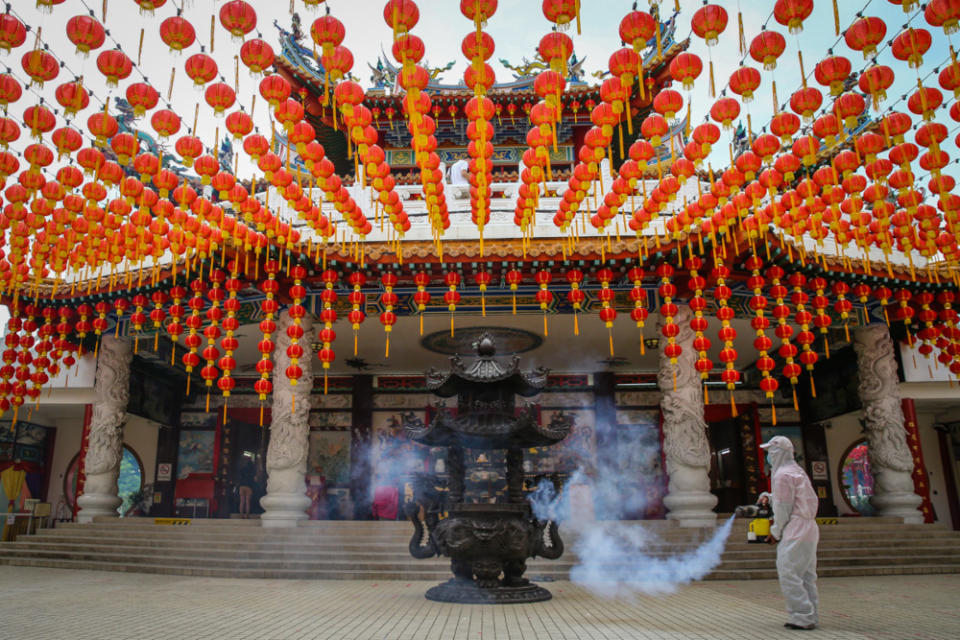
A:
[0,0,958,580]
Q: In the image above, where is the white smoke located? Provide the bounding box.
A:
[527,468,736,597]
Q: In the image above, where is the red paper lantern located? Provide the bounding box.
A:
[66,14,106,55]
[219,1,257,39]
[160,16,196,52]
[691,4,728,45]
[240,39,274,74]
[96,49,132,86]
[185,52,218,86]
[0,14,26,52]
[845,16,887,59]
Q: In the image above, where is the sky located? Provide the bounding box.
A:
[5,0,958,198]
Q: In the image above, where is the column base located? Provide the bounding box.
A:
[76,493,121,523]
[260,492,311,528]
[872,493,923,524]
[663,491,718,528]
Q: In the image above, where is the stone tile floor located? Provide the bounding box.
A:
[1,566,957,639]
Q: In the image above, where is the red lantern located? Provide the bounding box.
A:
[311,15,345,56]
[749,30,786,70]
[845,16,887,59]
[21,49,59,86]
[0,13,26,52]
[219,1,257,39]
[891,27,931,68]
[151,109,181,138]
[205,82,237,115]
[160,16,196,52]
[814,55,851,96]
[669,52,703,91]
[383,0,420,38]
[240,38,274,74]
[691,4,728,45]
[259,74,291,107]
[125,82,159,117]
[66,14,106,55]
[96,49,132,86]
[773,0,813,33]
[542,0,580,32]
[185,53,218,86]
[380,272,399,357]
[729,66,761,101]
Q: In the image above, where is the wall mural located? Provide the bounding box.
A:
[307,431,351,487]
[176,430,216,480]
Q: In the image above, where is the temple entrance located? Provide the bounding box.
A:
[706,405,765,514]
[216,410,270,518]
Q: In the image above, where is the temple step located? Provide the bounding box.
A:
[2,518,959,581]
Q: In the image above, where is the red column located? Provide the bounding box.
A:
[72,404,93,520]
[902,398,935,524]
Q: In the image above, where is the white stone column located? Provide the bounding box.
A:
[853,323,923,523]
[260,310,313,527]
[658,306,718,527]
[77,336,133,523]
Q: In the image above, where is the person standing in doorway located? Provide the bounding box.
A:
[237,458,256,519]
[760,436,820,631]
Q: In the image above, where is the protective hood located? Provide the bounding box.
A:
[761,435,796,474]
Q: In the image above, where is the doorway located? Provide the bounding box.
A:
[216,409,270,518]
[705,404,764,514]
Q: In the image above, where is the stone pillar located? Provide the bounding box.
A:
[260,310,313,527]
[853,323,923,523]
[658,306,718,527]
[77,336,133,523]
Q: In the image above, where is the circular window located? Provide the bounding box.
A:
[838,439,875,516]
[64,445,144,517]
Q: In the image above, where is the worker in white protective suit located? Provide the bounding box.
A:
[760,435,820,631]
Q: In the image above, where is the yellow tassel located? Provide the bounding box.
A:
[543,313,548,337]
[574,312,579,336]
[833,0,840,36]
[810,374,817,398]
[798,51,807,88]
[772,80,779,114]
[708,60,716,98]
[210,15,215,53]
[792,385,799,411]
[738,11,746,56]
[138,29,144,66]
[771,402,777,425]
[730,391,738,417]
[704,384,710,405]
[608,331,614,357]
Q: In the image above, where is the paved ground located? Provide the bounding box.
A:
[1,566,957,639]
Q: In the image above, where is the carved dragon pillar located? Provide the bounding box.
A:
[261,310,314,527]
[77,336,133,523]
[853,323,923,523]
[658,306,718,527]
